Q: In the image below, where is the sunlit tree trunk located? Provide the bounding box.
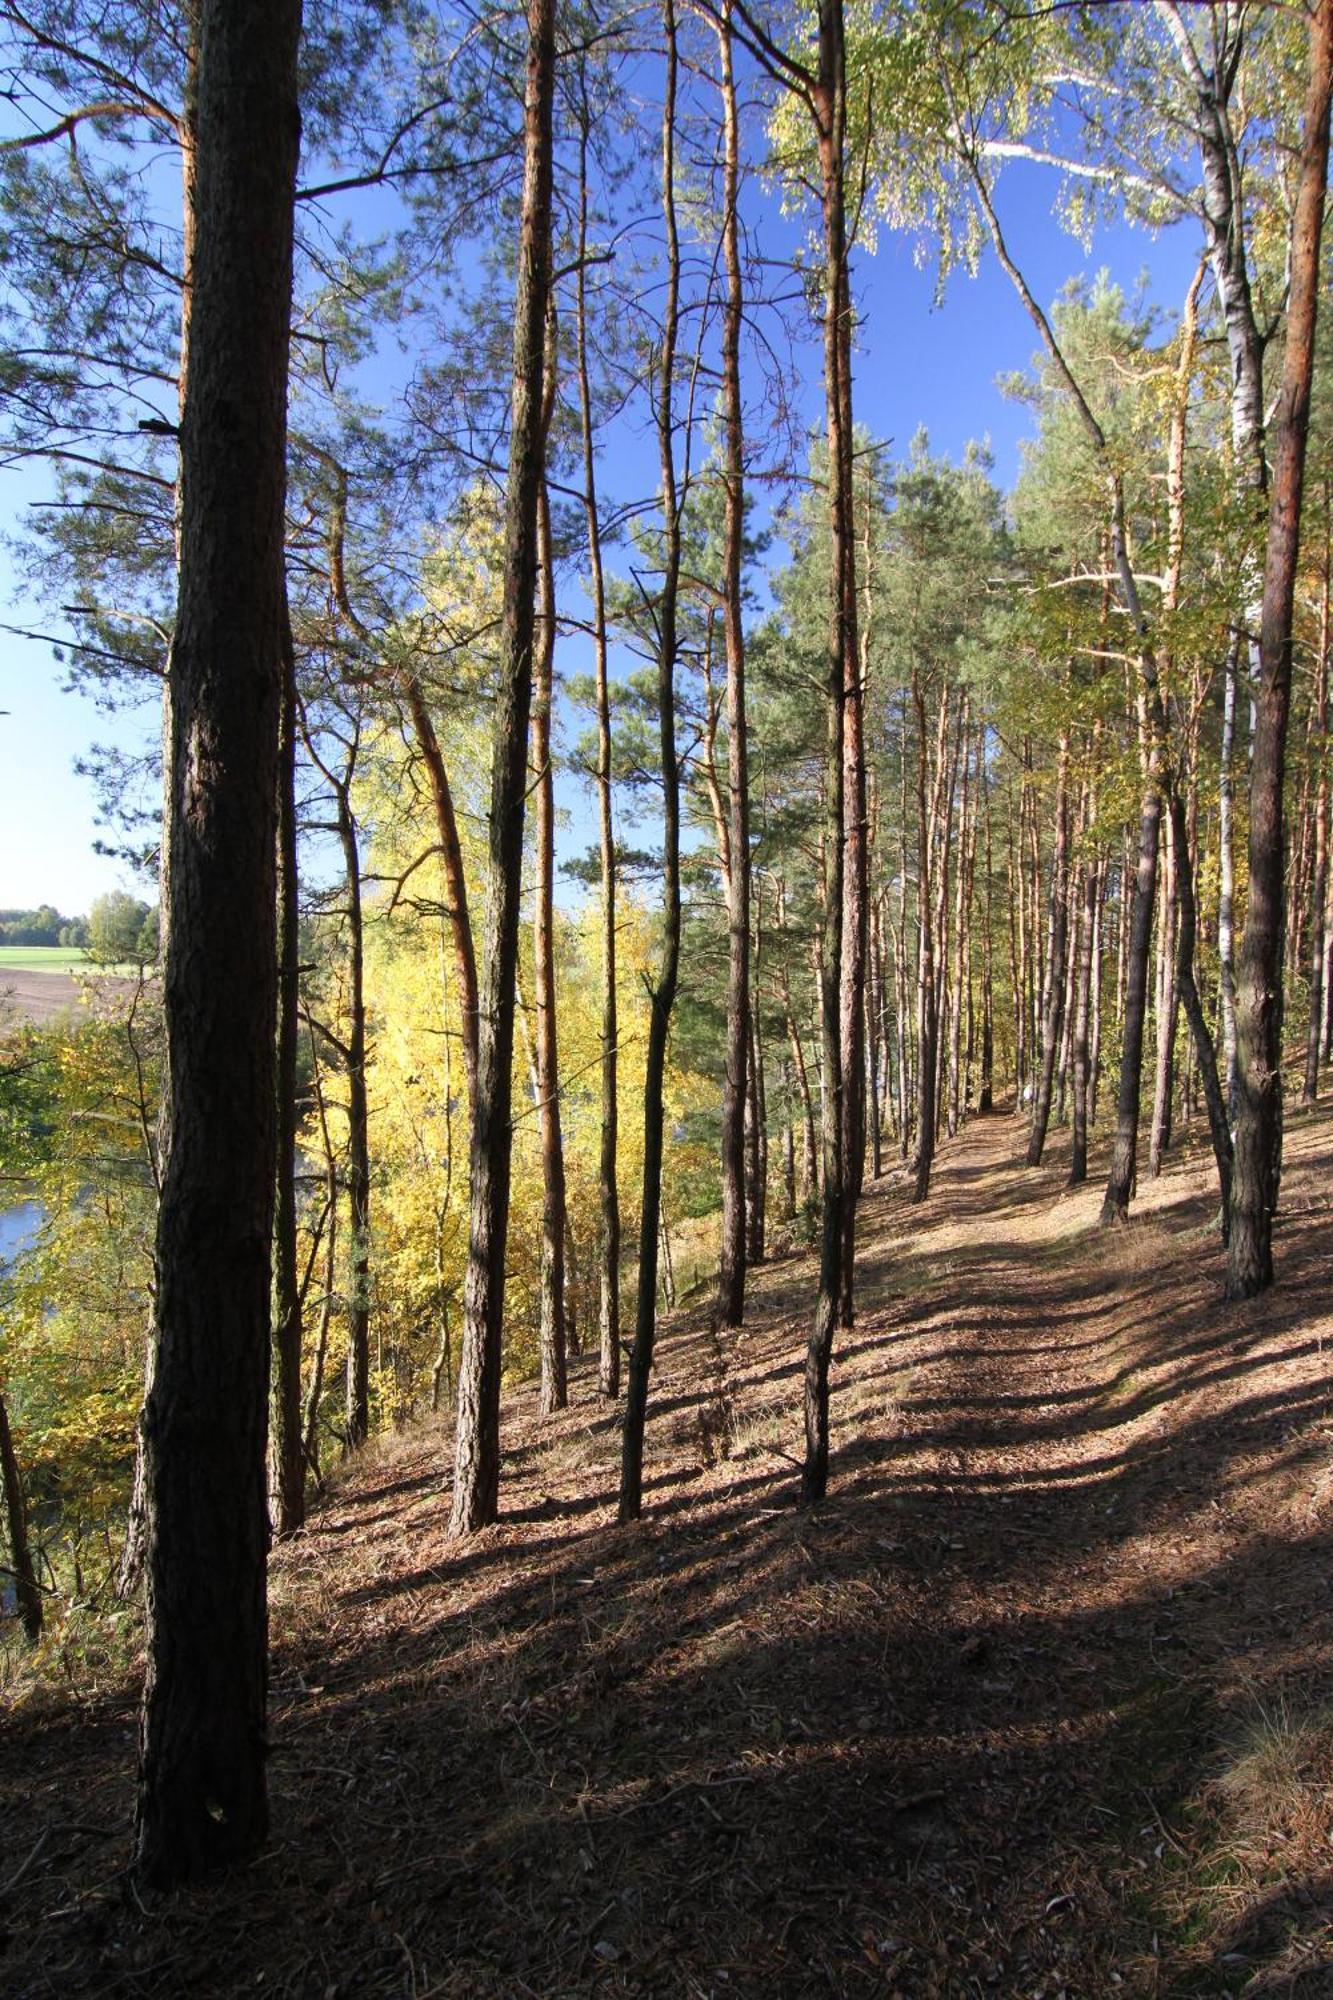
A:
[450,0,557,1534]
[271,601,303,1534]
[619,0,683,1524]
[534,471,566,1416]
[979,764,995,1113]
[1148,802,1179,1177]
[1228,0,1333,1296]
[912,676,945,1197]
[1028,725,1069,1164]
[717,0,751,1332]
[575,92,621,1401]
[1304,520,1330,1104]
[803,0,853,1503]
[333,781,371,1448]
[402,679,479,1115]
[1170,788,1232,1230]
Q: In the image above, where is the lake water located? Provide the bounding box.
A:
[0,1201,42,1268]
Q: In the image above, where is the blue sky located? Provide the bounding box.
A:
[0,119,1200,917]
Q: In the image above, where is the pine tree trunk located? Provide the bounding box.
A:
[574,106,621,1403]
[619,0,682,1523]
[747,983,767,1263]
[1169,789,1233,1231]
[1069,804,1099,1187]
[135,0,300,1887]
[1148,800,1180,1176]
[867,889,885,1172]
[302,1131,338,1481]
[1304,521,1329,1104]
[979,767,995,1113]
[564,1218,581,1358]
[1218,633,1240,1111]
[912,673,940,1198]
[336,787,371,1451]
[1028,728,1070,1164]
[1322,854,1333,1060]
[1090,857,1106,1123]
[716,0,751,1332]
[948,719,971,1137]
[271,601,303,1535]
[0,1389,42,1642]
[802,0,852,1504]
[450,0,557,1533]
[836,247,865,1327]
[777,883,816,1202]
[659,1193,676,1309]
[1006,783,1024,1104]
[403,679,479,1115]
[1064,748,1096,1184]
[534,474,567,1417]
[1228,0,1333,1295]
[1100,779,1162,1221]
[1100,473,1170,1226]
[781,1073,798,1220]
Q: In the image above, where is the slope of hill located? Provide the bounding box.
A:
[3,1105,1332,1997]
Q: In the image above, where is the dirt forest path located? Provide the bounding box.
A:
[5,1106,1333,1999]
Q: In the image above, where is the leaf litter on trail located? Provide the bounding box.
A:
[3,1105,1333,1996]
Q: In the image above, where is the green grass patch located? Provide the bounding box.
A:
[0,946,91,970]
[0,949,143,976]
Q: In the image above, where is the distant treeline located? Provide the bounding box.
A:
[0,894,158,959]
[0,905,87,947]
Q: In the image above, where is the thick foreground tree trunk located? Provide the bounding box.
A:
[135,0,300,1889]
[1227,0,1333,1296]
[450,0,557,1533]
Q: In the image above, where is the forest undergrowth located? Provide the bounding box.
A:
[4,1102,1333,1999]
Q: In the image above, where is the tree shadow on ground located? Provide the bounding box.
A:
[2,1105,1331,1998]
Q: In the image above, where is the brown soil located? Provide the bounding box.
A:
[3,1105,1333,1998]
[0,970,136,1025]
[0,969,86,1024]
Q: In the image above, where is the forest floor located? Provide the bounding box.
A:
[4,1102,1333,1998]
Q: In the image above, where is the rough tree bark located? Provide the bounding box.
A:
[534,468,567,1417]
[802,0,853,1504]
[1304,521,1330,1104]
[574,87,621,1400]
[716,0,752,1332]
[270,601,304,1535]
[1228,0,1333,1296]
[402,677,479,1116]
[449,0,557,1534]
[134,0,301,1888]
[619,0,683,1524]
[334,778,370,1449]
